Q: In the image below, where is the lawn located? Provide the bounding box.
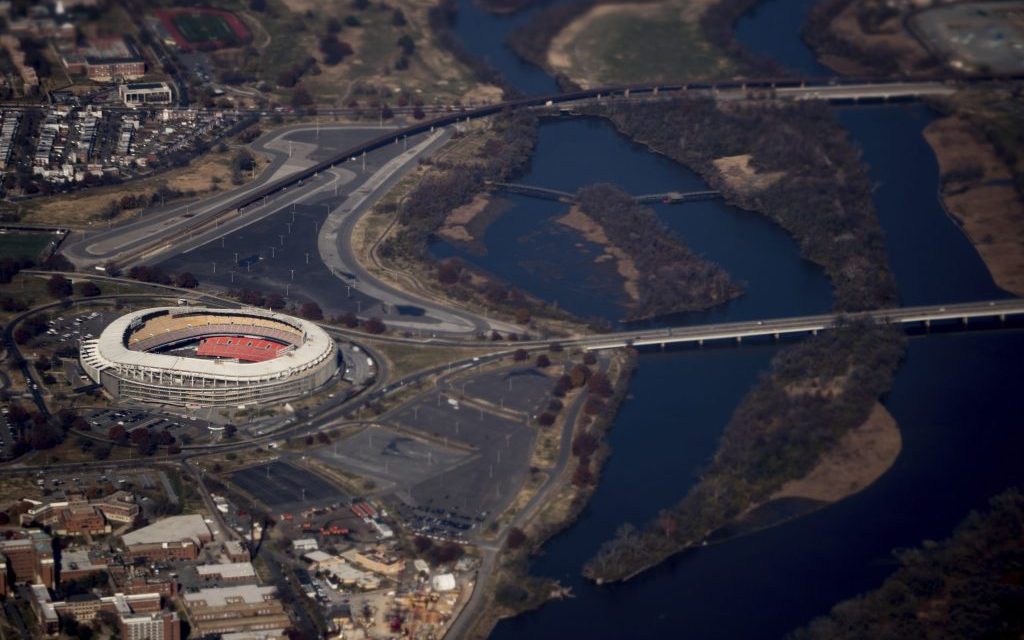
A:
[0,231,57,261]
[552,0,737,87]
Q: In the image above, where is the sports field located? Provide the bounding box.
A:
[174,13,238,45]
[155,8,250,51]
[0,231,55,261]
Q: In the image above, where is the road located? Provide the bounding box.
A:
[60,124,396,269]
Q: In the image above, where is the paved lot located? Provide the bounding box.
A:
[157,129,438,321]
[311,425,470,492]
[230,460,345,511]
[911,1,1024,74]
[458,366,553,415]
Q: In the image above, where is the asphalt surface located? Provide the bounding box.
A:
[61,124,396,269]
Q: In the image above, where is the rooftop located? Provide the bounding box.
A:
[122,514,210,547]
[183,584,277,608]
[196,561,256,580]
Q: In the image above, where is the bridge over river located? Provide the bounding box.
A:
[573,299,1024,350]
[487,181,722,205]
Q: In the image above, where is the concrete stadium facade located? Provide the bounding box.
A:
[80,307,338,407]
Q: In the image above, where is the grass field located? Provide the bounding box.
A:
[174,13,239,44]
[549,0,737,87]
[0,231,56,261]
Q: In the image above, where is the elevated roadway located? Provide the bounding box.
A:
[574,299,1024,350]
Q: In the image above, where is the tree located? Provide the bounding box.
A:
[397,34,415,56]
[506,526,527,549]
[572,432,599,458]
[175,272,198,288]
[572,461,594,487]
[362,317,386,334]
[320,34,354,65]
[47,274,72,298]
[266,293,286,310]
[292,85,314,107]
[437,259,461,285]
[513,349,528,362]
[392,8,407,26]
[299,302,324,321]
[535,354,551,368]
[77,281,101,297]
[537,412,555,427]
[569,364,592,388]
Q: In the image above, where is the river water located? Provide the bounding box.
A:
[447,1,1024,637]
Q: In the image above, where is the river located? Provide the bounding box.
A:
[446,0,1024,638]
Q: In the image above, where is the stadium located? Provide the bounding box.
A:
[80,307,339,407]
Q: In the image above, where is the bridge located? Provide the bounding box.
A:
[488,181,722,205]
[94,74,1019,269]
[573,299,1024,350]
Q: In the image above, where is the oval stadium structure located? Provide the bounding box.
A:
[80,307,339,407]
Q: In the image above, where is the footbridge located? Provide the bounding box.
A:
[488,181,722,205]
[576,299,1024,350]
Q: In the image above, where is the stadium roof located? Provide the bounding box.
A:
[90,307,334,381]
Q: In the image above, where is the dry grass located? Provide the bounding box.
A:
[924,117,1024,297]
[556,207,640,302]
[771,403,901,502]
[547,0,735,88]
[713,154,785,192]
[824,3,932,75]
[19,150,269,227]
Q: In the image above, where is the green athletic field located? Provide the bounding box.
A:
[0,231,54,261]
[173,13,238,45]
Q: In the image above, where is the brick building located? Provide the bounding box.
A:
[121,514,212,562]
[182,585,289,636]
[0,530,55,590]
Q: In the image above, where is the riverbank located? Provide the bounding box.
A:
[506,0,736,89]
[923,116,1024,297]
[463,347,637,639]
[770,402,900,503]
[583,321,906,584]
[363,111,599,334]
[788,487,1024,639]
[582,97,897,312]
[563,183,743,320]
[801,0,938,76]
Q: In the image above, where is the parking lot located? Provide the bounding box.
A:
[311,425,470,493]
[456,366,554,415]
[230,460,346,511]
[83,408,212,444]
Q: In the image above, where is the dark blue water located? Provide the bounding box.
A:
[734,0,833,76]
[493,330,1024,640]
[837,105,1009,305]
[452,0,561,95]
[433,117,832,324]
[446,0,1024,637]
